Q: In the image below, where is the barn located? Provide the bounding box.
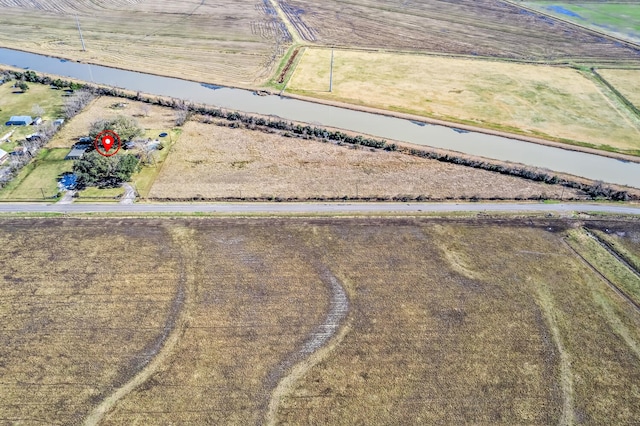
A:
[5,116,33,126]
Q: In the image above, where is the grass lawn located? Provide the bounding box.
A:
[524,2,640,43]
[286,48,640,155]
[0,81,65,143]
[0,148,71,200]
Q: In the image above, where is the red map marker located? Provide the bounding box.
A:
[94,130,121,157]
[102,135,114,152]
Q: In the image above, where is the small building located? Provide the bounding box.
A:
[65,143,90,160]
[32,117,42,125]
[26,133,43,142]
[0,148,8,164]
[5,116,33,126]
[53,118,65,127]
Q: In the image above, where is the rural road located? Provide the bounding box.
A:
[0,202,639,215]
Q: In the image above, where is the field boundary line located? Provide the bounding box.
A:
[564,236,640,313]
[83,227,195,425]
[264,267,350,425]
[583,227,640,281]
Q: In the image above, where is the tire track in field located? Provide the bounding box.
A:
[83,228,195,426]
[535,286,575,426]
[583,227,640,282]
[263,266,350,426]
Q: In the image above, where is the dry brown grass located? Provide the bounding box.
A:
[287,48,640,153]
[148,120,583,200]
[0,219,183,424]
[3,218,640,424]
[598,69,640,108]
[47,96,176,148]
[0,0,281,87]
[275,220,640,424]
[101,220,330,424]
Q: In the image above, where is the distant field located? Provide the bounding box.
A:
[283,0,640,63]
[598,68,640,108]
[147,120,583,200]
[523,1,640,43]
[0,0,284,87]
[287,49,640,154]
[2,217,640,424]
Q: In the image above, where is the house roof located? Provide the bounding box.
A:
[0,148,8,158]
[8,116,33,122]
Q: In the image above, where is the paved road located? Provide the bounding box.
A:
[0,202,639,215]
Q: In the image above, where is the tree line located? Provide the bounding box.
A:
[1,69,636,201]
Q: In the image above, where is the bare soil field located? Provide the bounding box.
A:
[284,0,640,63]
[598,68,640,108]
[47,96,176,149]
[3,217,640,424]
[147,120,584,201]
[0,0,285,87]
[287,49,640,154]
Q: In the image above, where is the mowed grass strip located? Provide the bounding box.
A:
[276,221,640,424]
[287,49,640,153]
[0,219,183,425]
[147,120,583,200]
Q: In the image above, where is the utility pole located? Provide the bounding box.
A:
[329,49,334,92]
[76,15,86,51]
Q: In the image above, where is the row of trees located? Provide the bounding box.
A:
[1,69,634,201]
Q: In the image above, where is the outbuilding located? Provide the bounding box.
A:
[5,116,33,126]
[65,143,90,160]
[32,117,42,125]
[0,148,8,164]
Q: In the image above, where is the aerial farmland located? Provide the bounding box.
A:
[0,0,640,424]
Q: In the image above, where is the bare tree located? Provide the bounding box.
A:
[140,104,151,117]
[32,104,45,117]
[63,89,95,119]
[175,109,189,126]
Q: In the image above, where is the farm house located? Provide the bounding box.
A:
[5,116,33,126]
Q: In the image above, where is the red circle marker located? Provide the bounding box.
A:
[94,130,121,157]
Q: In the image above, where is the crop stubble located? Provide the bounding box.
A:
[0,0,282,86]
[2,218,640,423]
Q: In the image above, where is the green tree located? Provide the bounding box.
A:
[89,115,143,142]
[73,151,140,188]
[16,81,29,92]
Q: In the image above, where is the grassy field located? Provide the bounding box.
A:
[2,217,640,424]
[0,148,71,200]
[0,0,283,87]
[598,68,640,108]
[147,120,583,201]
[286,48,640,154]
[0,81,65,146]
[523,1,640,43]
[283,0,640,63]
